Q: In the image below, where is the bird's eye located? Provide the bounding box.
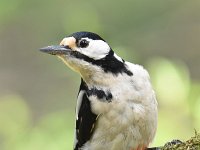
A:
[79,39,89,48]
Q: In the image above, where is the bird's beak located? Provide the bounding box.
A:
[39,45,71,55]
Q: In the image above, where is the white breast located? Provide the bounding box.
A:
[82,63,158,150]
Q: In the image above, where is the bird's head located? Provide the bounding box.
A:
[40,31,132,83]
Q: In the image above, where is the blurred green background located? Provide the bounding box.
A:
[0,0,200,149]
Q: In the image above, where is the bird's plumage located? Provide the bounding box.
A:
[40,31,158,150]
[74,80,97,150]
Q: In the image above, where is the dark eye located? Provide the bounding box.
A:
[79,39,89,48]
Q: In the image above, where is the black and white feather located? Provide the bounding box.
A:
[40,31,158,150]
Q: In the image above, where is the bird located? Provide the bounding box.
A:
[40,31,158,150]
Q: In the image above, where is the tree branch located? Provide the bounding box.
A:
[148,131,200,150]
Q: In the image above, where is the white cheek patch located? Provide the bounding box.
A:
[79,39,110,60]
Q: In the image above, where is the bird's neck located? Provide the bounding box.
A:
[80,68,116,88]
[79,57,132,88]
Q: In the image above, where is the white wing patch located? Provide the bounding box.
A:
[74,90,85,148]
[76,90,85,120]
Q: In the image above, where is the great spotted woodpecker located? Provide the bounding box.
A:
[40,31,158,150]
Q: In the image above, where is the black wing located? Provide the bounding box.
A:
[74,79,97,150]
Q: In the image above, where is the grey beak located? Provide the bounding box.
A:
[39,45,71,55]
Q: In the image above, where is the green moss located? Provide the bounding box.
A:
[161,131,200,150]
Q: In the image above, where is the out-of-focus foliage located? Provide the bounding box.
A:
[0,0,200,150]
[147,58,200,146]
[0,95,74,150]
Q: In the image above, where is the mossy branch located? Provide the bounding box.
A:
[149,131,200,150]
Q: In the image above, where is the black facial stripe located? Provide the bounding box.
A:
[87,88,112,102]
[70,50,133,76]
[66,32,133,76]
